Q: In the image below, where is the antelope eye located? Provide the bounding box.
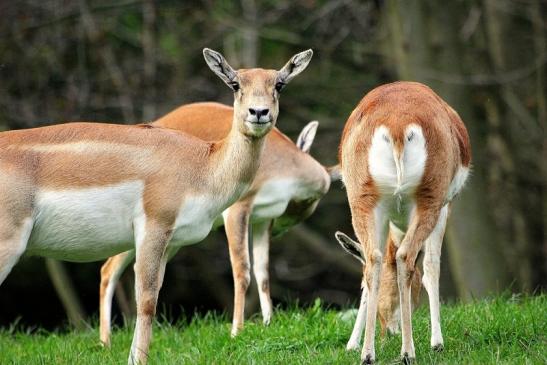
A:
[275,82,285,92]
[230,81,240,92]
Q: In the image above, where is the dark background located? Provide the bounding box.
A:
[0,0,544,330]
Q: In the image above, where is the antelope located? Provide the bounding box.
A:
[0,48,313,364]
[99,102,336,346]
[338,81,470,364]
[335,225,422,338]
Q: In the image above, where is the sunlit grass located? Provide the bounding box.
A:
[0,295,545,364]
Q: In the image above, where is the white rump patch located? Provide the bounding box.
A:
[368,124,427,195]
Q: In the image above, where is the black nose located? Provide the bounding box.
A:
[249,108,269,118]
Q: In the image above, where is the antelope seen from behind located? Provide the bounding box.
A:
[0,48,313,364]
[99,102,335,345]
[338,81,471,363]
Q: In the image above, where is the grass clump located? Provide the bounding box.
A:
[0,294,545,364]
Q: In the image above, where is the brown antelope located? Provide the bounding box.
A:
[0,48,313,364]
[338,81,470,363]
[335,224,422,340]
[99,102,335,346]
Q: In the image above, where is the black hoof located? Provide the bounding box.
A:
[401,353,414,365]
[361,354,374,364]
[432,343,444,352]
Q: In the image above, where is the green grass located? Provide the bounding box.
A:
[0,295,545,364]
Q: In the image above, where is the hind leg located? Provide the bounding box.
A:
[422,205,449,351]
[396,204,442,362]
[349,197,387,364]
[100,250,136,347]
[0,217,33,285]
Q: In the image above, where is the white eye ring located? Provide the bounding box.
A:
[407,131,415,142]
[382,134,390,143]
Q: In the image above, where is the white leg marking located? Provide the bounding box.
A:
[347,282,367,350]
[422,205,449,350]
[252,220,273,325]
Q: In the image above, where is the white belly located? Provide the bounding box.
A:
[27,181,144,262]
[250,179,297,221]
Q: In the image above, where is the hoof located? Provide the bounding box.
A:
[401,352,415,365]
[361,354,374,364]
[432,343,444,352]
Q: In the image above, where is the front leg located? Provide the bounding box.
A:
[128,219,172,365]
[252,219,273,325]
[346,281,367,350]
[349,195,386,364]
[223,201,253,337]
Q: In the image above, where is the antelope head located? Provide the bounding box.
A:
[203,48,313,138]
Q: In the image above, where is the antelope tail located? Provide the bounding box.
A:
[392,149,404,194]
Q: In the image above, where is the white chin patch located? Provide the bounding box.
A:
[245,121,272,135]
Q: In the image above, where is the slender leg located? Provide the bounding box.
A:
[396,205,440,363]
[0,217,33,286]
[252,219,273,325]
[128,220,172,365]
[346,281,367,350]
[100,250,136,347]
[156,246,179,289]
[422,205,449,351]
[223,201,253,337]
[349,196,386,364]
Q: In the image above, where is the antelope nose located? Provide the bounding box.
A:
[249,108,269,118]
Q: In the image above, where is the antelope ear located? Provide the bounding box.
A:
[278,49,313,84]
[296,121,319,153]
[335,231,365,265]
[203,48,237,88]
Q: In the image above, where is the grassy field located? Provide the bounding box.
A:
[0,295,545,364]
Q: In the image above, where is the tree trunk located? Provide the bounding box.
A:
[142,0,157,121]
[240,0,259,68]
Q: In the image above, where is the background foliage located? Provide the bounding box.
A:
[0,0,544,329]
